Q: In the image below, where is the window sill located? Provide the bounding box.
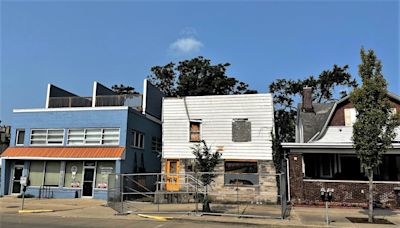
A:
[130,146,144,150]
[224,184,259,187]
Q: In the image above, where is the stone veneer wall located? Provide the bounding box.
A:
[288,153,400,208]
[161,159,278,204]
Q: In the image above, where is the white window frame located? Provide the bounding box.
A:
[30,128,65,146]
[15,129,25,146]
[132,130,145,149]
[66,128,120,146]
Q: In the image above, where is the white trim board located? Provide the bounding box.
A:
[1,157,122,160]
[303,179,400,184]
[14,106,129,113]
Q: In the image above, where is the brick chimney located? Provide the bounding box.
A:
[302,87,313,112]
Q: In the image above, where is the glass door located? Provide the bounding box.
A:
[82,168,95,197]
[12,165,24,194]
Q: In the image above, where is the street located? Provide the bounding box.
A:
[0,213,259,228]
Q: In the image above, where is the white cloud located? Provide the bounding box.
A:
[169,37,203,54]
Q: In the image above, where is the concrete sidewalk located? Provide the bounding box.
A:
[1,196,400,227]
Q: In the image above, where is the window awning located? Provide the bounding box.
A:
[1,147,125,160]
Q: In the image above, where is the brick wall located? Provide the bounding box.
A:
[289,154,400,208]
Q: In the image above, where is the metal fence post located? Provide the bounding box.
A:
[156,174,160,212]
[120,174,124,214]
[195,172,198,215]
[236,174,239,217]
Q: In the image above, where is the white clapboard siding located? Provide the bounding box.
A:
[162,94,274,160]
[315,126,400,143]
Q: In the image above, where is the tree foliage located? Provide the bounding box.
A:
[111,84,139,95]
[191,140,221,186]
[148,56,257,97]
[269,65,357,171]
[191,140,221,212]
[350,48,400,222]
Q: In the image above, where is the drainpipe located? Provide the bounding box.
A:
[285,153,291,202]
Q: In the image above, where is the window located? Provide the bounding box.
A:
[96,161,115,188]
[320,156,333,178]
[224,161,258,186]
[151,137,162,153]
[344,108,357,126]
[132,130,145,149]
[190,121,201,142]
[345,108,397,127]
[44,161,61,186]
[64,161,83,188]
[232,119,251,142]
[29,161,45,186]
[15,129,25,146]
[67,128,119,145]
[30,129,64,145]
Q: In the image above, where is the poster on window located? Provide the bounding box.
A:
[97,166,113,188]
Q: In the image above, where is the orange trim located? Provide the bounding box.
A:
[1,147,125,158]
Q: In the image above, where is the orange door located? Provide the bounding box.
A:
[166,160,180,191]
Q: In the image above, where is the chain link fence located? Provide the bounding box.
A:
[108,172,290,219]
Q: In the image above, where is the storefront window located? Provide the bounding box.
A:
[44,161,61,186]
[64,161,83,188]
[29,161,44,186]
[96,161,115,189]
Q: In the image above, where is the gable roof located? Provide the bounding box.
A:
[313,91,400,141]
[298,103,334,142]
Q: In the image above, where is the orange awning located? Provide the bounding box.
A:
[1,147,125,160]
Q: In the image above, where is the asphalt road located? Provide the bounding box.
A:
[0,213,256,228]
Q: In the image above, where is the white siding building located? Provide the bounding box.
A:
[162,94,277,203]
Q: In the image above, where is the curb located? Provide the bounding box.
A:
[170,216,332,228]
[18,209,54,213]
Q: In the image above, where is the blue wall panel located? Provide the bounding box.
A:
[9,109,128,147]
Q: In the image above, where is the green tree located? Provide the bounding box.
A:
[350,48,400,223]
[191,140,221,212]
[269,65,357,171]
[148,56,257,97]
[111,84,139,95]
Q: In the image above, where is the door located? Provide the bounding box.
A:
[82,168,95,197]
[12,165,24,194]
[166,160,180,191]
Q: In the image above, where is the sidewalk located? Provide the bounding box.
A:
[1,196,399,227]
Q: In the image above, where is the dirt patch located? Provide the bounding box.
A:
[346,217,395,225]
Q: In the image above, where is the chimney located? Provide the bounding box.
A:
[302,87,313,112]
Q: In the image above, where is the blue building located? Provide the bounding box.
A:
[1,80,164,199]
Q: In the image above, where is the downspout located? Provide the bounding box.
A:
[285,153,291,202]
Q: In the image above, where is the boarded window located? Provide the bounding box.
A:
[232,119,251,142]
[224,161,258,186]
[190,121,201,142]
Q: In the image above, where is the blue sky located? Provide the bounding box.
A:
[1,1,399,124]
